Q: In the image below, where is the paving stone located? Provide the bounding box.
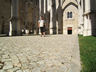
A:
[58,65,68,72]
[21,63,29,69]
[6,67,20,72]
[29,62,37,69]
[0,70,5,72]
[2,54,9,59]
[0,52,4,56]
[32,67,41,72]
[14,63,22,68]
[9,54,21,67]
[16,70,23,72]
[0,63,3,69]
[46,67,58,72]
[3,62,13,70]
[23,69,31,72]
[0,35,80,72]
[1,59,12,62]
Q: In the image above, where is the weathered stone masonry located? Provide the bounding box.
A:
[0,0,96,36]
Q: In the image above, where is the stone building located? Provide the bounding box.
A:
[62,0,78,35]
[78,0,96,36]
[0,0,11,35]
[0,0,96,36]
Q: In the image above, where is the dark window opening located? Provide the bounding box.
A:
[68,27,72,34]
[70,12,72,18]
[67,12,73,18]
[67,12,70,18]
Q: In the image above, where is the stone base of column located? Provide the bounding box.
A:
[9,21,12,36]
[83,29,92,36]
[50,28,53,34]
[9,32,12,36]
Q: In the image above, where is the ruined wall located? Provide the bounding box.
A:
[18,0,39,35]
[0,0,11,34]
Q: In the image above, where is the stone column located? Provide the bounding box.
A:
[83,16,88,36]
[58,0,63,34]
[9,0,13,36]
[83,15,92,36]
[85,0,90,12]
[39,0,41,16]
[49,0,53,34]
[44,0,46,14]
[52,0,57,34]
[78,0,84,35]
[83,0,92,36]
[11,0,21,36]
[88,15,92,35]
[39,0,41,34]
[47,0,50,12]
[17,0,21,35]
[41,0,44,16]
[45,0,49,34]
[56,21,58,34]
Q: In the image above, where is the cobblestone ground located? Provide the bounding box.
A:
[0,35,81,72]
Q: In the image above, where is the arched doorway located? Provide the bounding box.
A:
[19,0,39,35]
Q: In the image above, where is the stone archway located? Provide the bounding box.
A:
[18,0,39,35]
[25,2,34,34]
[63,3,78,35]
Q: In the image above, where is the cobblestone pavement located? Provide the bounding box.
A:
[0,35,81,72]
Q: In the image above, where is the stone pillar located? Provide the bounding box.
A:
[39,0,41,16]
[83,15,92,36]
[44,0,46,14]
[11,0,21,36]
[38,0,41,34]
[9,0,13,36]
[58,0,63,34]
[83,16,88,36]
[56,0,59,34]
[49,0,53,34]
[47,0,50,12]
[45,0,50,34]
[56,21,58,34]
[83,0,91,36]
[85,0,90,12]
[88,15,92,35]
[52,0,57,34]
[17,0,21,35]
[41,0,44,16]
[78,0,83,35]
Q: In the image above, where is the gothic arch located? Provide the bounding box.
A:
[62,2,78,35]
[62,2,78,12]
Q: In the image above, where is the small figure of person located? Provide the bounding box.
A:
[38,16,46,37]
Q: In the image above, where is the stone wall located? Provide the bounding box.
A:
[18,0,39,35]
[91,13,96,36]
[0,0,11,35]
[62,0,78,35]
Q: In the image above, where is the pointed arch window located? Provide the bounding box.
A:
[67,12,73,18]
[67,12,70,18]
